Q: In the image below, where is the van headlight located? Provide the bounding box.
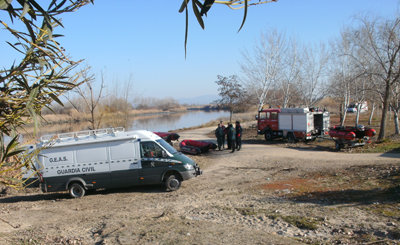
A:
[184,163,194,170]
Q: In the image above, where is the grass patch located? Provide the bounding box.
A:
[281,215,321,230]
[363,203,400,221]
[352,139,400,153]
[268,213,322,230]
[233,207,322,230]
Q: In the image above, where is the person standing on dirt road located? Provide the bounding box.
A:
[227,123,236,153]
[220,120,226,149]
[235,121,242,151]
[215,123,225,151]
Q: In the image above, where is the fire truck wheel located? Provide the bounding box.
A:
[164,174,181,191]
[264,131,273,141]
[69,183,85,198]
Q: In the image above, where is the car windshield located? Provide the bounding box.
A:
[156,139,178,154]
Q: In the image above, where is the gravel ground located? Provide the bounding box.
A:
[0,126,399,244]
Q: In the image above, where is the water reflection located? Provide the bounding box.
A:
[129,110,229,132]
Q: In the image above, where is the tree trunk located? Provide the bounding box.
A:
[368,102,375,125]
[355,103,361,126]
[378,82,391,141]
[394,110,399,135]
[340,103,347,126]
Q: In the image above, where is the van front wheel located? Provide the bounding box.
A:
[164,174,181,191]
[69,183,85,198]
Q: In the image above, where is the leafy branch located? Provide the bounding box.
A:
[179,0,278,55]
[0,0,91,187]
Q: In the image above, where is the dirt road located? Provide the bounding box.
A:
[1,126,399,244]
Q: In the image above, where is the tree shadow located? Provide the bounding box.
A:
[288,186,400,206]
[381,151,400,158]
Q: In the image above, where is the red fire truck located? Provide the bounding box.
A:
[256,108,330,142]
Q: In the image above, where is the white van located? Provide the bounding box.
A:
[23,128,202,198]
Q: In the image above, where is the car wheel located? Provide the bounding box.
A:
[69,183,85,198]
[164,174,181,191]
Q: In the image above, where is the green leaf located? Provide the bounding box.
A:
[184,0,189,57]
[20,1,30,18]
[6,41,24,54]
[2,135,20,162]
[238,0,248,32]
[192,0,204,29]
[179,0,189,13]
[21,16,36,42]
[0,0,12,10]
[48,92,63,106]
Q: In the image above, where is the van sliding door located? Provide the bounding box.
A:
[109,140,140,188]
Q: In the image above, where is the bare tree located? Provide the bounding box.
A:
[279,38,301,108]
[331,30,355,126]
[298,43,330,107]
[345,16,400,140]
[240,30,286,110]
[67,68,105,130]
[215,75,246,122]
[105,74,134,128]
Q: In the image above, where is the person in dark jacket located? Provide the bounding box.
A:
[227,123,236,153]
[220,121,226,149]
[235,121,242,151]
[215,123,225,151]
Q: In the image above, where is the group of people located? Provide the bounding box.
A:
[215,120,242,153]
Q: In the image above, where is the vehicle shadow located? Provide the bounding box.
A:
[286,145,335,152]
[0,192,69,203]
[381,151,400,158]
[0,185,166,203]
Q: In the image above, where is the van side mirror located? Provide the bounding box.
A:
[162,151,167,158]
[255,115,259,120]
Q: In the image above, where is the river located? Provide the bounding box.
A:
[128,110,229,132]
[23,110,229,140]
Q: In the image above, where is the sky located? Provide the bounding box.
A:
[1,0,399,102]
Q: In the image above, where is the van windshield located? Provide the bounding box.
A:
[156,139,178,154]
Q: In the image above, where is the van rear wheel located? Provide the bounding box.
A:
[164,174,181,191]
[69,183,85,198]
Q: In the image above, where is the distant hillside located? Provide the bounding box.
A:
[178,94,218,105]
